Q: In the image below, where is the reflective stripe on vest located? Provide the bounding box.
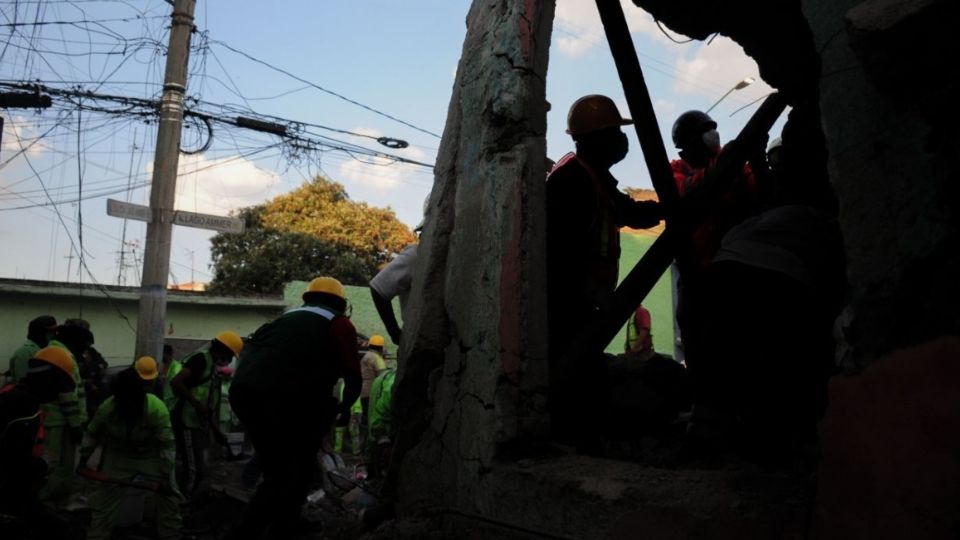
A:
[285,306,336,320]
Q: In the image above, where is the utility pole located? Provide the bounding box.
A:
[135,0,196,360]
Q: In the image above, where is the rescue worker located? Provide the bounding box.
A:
[0,347,78,539]
[135,354,160,393]
[670,109,761,272]
[40,322,92,506]
[360,335,387,426]
[227,276,360,540]
[6,315,57,383]
[624,305,654,360]
[546,94,663,449]
[366,367,396,479]
[669,110,765,432]
[334,380,363,456]
[164,330,243,497]
[80,364,181,540]
[370,200,426,346]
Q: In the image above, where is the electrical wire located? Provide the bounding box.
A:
[210,39,443,139]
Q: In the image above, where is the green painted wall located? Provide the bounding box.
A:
[607,232,675,357]
[285,231,675,361]
[1,287,284,372]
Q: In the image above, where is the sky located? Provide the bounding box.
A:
[0,0,785,288]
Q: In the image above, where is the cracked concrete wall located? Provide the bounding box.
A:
[391,0,554,516]
[808,0,960,370]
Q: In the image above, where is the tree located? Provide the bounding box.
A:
[207,178,415,295]
[260,177,416,268]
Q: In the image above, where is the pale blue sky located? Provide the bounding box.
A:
[0,0,784,287]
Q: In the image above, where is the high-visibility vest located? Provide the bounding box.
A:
[547,152,621,294]
[625,305,653,354]
[163,349,217,429]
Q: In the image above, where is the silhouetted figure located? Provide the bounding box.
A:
[669,110,765,435]
[6,315,57,383]
[686,116,844,457]
[0,348,81,539]
[546,95,662,452]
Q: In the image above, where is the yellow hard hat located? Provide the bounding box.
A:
[215,331,244,357]
[304,276,346,301]
[566,94,633,136]
[369,335,385,348]
[134,356,159,381]
[32,346,75,379]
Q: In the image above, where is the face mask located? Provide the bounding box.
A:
[610,132,629,164]
[702,129,721,150]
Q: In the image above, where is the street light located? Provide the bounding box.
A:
[705,76,756,113]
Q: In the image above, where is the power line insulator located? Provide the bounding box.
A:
[236,116,288,136]
[377,136,408,149]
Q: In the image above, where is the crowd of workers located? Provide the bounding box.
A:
[0,94,841,538]
[546,95,843,458]
[0,276,401,539]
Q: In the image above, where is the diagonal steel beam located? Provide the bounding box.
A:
[567,91,788,362]
[595,0,679,211]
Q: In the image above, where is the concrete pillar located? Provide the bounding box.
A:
[391,0,555,516]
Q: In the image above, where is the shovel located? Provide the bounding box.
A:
[77,466,180,497]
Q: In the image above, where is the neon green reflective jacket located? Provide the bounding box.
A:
[79,394,175,474]
[163,349,217,429]
[367,369,395,452]
[41,339,86,428]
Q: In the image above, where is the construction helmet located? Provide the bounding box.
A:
[566,95,633,136]
[671,110,717,149]
[134,356,159,381]
[369,335,385,348]
[215,331,244,358]
[304,276,346,301]
[32,346,75,379]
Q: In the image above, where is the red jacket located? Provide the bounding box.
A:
[671,155,757,270]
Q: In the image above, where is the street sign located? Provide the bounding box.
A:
[106,198,244,233]
[107,199,152,223]
[173,209,245,234]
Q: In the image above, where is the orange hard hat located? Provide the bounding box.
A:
[566,94,632,136]
[134,356,159,381]
[32,346,75,379]
[215,331,244,357]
